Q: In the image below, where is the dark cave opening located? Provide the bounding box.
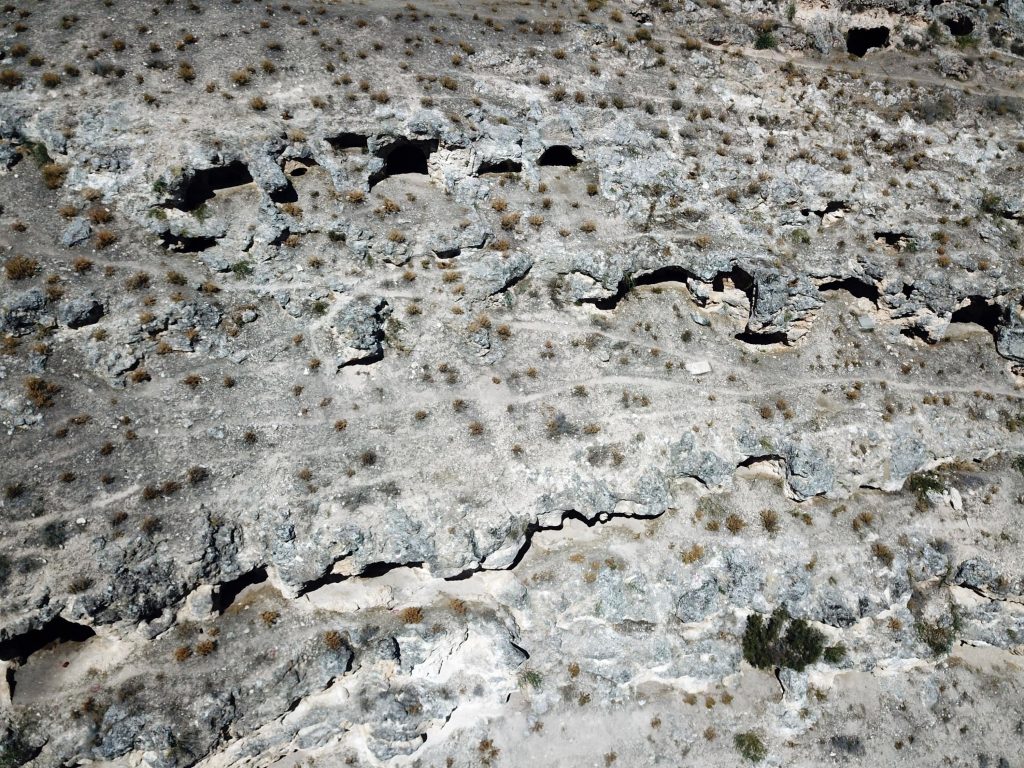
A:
[950,296,1001,336]
[178,161,254,210]
[846,26,890,57]
[159,231,218,252]
[287,158,318,177]
[0,617,96,663]
[368,139,437,188]
[633,265,695,289]
[942,14,974,37]
[735,330,789,345]
[801,200,848,218]
[269,181,298,204]
[538,145,581,167]
[215,566,269,613]
[874,231,912,250]
[712,266,754,295]
[590,265,696,309]
[327,132,369,152]
[477,159,523,175]
[818,277,881,304]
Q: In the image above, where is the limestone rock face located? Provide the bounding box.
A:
[2,1,1024,767]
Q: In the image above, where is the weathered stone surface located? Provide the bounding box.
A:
[2,2,1024,767]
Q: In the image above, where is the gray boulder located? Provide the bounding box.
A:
[1,288,46,335]
[60,217,92,247]
[60,297,104,329]
[328,296,391,369]
[676,576,721,622]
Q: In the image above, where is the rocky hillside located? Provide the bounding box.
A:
[2,0,1024,765]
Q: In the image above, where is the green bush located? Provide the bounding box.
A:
[823,644,846,663]
[754,31,777,50]
[734,732,767,762]
[742,609,824,671]
[0,730,36,768]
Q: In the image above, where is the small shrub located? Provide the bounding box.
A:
[249,96,267,111]
[41,163,67,189]
[125,271,150,290]
[0,69,24,88]
[323,629,344,650]
[725,514,746,534]
[24,377,59,408]
[5,255,38,280]
[871,541,894,566]
[759,509,779,533]
[195,639,217,656]
[399,606,423,623]
[140,515,161,534]
[93,229,118,249]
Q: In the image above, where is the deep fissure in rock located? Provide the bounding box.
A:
[297,561,426,596]
[846,26,890,57]
[269,181,298,204]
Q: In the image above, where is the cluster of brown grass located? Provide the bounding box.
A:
[25,377,59,408]
[5,254,38,280]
